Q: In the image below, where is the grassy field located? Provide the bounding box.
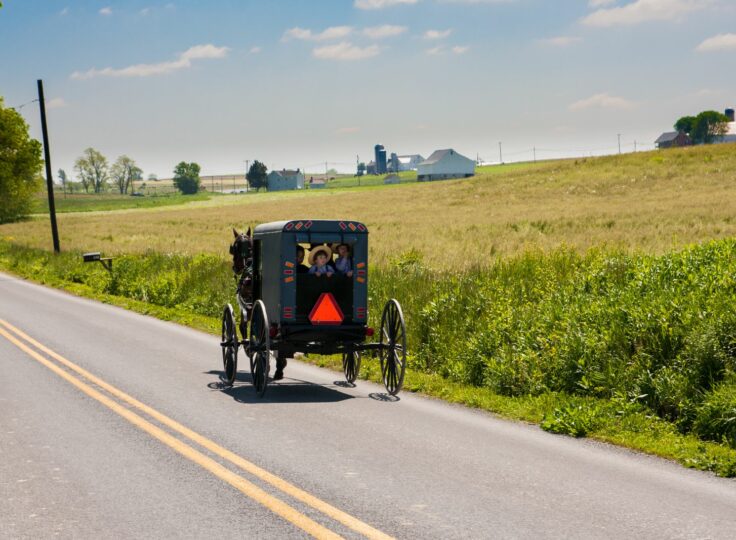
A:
[7,145,736,268]
[3,144,736,475]
[32,192,213,214]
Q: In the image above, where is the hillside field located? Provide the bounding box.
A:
[5,144,736,269]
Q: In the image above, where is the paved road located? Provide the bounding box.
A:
[1,271,735,539]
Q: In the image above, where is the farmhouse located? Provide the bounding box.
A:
[267,169,305,191]
[655,131,692,149]
[417,149,475,181]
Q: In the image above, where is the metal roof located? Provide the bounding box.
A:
[419,148,472,166]
[254,220,369,235]
[655,132,681,144]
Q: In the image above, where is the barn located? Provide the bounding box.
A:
[417,149,475,181]
[267,169,305,191]
[655,131,692,149]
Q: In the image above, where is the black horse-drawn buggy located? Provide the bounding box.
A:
[220,220,407,397]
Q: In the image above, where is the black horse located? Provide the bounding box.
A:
[229,227,254,340]
[229,227,288,379]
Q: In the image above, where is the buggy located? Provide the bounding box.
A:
[221,220,407,397]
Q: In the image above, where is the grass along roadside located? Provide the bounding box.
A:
[2,240,735,477]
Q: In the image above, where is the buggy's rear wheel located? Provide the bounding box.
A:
[249,300,270,398]
[380,299,406,396]
[342,350,361,384]
[220,304,238,386]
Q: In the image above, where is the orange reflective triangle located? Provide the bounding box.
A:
[309,293,344,325]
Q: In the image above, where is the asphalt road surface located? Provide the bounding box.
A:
[1,271,736,539]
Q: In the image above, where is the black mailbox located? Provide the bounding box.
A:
[83,252,101,262]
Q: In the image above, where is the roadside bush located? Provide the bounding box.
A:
[693,379,736,448]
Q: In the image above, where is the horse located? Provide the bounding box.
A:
[229,227,254,339]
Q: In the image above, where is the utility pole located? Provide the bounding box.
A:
[498,142,503,164]
[634,140,637,153]
[617,134,621,155]
[533,146,536,163]
[244,160,250,192]
[37,79,60,253]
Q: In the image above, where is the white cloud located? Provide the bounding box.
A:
[337,126,361,134]
[140,7,151,16]
[312,42,380,60]
[569,93,635,111]
[46,98,67,110]
[60,7,69,15]
[70,44,230,79]
[250,46,262,54]
[588,0,616,6]
[539,36,582,47]
[581,0,712,27]
[452,45,470,54]
[99,7,112,16]
[424,29,452,40]
[696,33,736,52]
[362,25,408,39]
[282,26,353,42]
[354,0,418,9]
[426,45,444,55]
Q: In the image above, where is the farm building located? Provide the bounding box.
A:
[718,108,736,143]
[388,154,425,172]
[267,169,305,191]
[417,149,475,181]
[655,131,692,149]
[309,177,326,189]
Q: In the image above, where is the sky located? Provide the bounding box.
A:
[1,0,735,178]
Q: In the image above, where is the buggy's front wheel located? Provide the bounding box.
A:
[220,304,238,386]
[379,299,406,396]
[249,300,270,398]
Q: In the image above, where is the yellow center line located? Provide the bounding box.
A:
[0,319,394,540]
[0,323,343,540]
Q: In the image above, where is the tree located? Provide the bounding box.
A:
[246,160,268,191]
[357,162,366,177]
[110,155,142,195]
[74,147,109,193]
[674,116,696,135]
[0,97,43,223]
[58,168,68,194]
[147,173,158,182]
[173,161,201,194]
[691,111,729,144]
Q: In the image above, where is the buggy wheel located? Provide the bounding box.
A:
[380,299,407,396]
[342,350,361,384]
[220,304,238,386]
[249,300,270,398]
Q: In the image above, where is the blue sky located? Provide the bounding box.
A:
[1,0,735,177]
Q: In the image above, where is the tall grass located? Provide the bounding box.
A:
[3,238,735,449]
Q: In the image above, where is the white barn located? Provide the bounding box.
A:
[267,169,305,191]
[417,149,475,181]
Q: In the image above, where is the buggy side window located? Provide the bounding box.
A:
[252,239,262,301]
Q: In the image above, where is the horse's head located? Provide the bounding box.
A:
[229,227,253,274]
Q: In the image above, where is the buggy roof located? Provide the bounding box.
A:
[254,220,368,235]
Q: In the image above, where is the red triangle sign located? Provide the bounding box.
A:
[309,293,344,325]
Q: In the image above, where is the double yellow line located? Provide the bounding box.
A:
[0,319,393,540]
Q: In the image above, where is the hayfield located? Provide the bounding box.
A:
[5,144,736,269]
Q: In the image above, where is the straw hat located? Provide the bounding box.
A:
[330,242,350,254]
[308,245,332,265]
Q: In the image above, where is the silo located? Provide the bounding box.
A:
[726,108,735,122]
[374,144,387,174]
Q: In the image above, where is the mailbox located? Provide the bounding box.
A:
[83,252,101,263]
